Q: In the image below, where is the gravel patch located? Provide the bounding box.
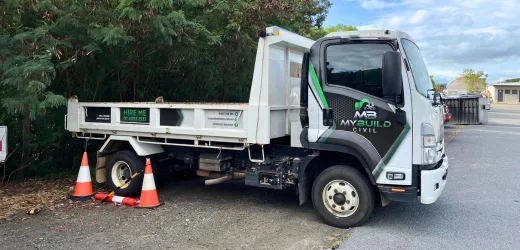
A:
[0,179,346,250]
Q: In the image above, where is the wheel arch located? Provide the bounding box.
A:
[298,145,378,205]
[95,136,164,183]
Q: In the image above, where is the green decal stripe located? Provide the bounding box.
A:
[373,123,410,179]
[319,129,334,142]
[309,61,328,108]
[176,110,184,126]
[309,61,334,142]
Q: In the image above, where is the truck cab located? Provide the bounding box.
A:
[299,30,448,226]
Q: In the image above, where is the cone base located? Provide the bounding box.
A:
[135,202,164,209]
[69,194,94,202]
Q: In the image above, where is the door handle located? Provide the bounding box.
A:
[323,108,334,126]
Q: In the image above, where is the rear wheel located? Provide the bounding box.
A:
[106,150,145,197]
[312,165,375,228]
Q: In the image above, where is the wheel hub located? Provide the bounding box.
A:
[111,161,132,188]
[333,193,346,205]
[322,180,359,217]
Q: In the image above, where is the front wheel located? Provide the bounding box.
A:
[312,165,375,228]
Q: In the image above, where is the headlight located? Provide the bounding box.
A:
[423,148,435,164]
[422,123,436,164]
[423,135,436,147]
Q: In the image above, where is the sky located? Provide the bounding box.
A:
[324,0,520,84]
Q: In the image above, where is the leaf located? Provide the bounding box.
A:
[35,0,58,12]
[119,7,143,21]
[167,11,188,26]
[27,80,47,92]
[186,0,207,8]
[150,16,177,45]
[91,26,135,46]
[146,0,174,10]
[38,92,67,111]
[83,43,103,54]
[214,1,230,11]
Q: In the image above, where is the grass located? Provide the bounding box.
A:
[331,231,352,249]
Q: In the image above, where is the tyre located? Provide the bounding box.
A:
[106,150,145,197]
[311,165,375,228]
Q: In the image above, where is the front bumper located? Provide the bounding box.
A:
[420,154,448,204]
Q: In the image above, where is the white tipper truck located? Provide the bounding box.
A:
[65,27,448,227]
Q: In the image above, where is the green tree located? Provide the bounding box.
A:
[430,75,443,91]
[306,24,358,40]
[0,3,67,178]
[460,69,487,94]
[503,78,520,83]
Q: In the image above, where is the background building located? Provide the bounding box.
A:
[487,82,520,103]
[445,78,467,95]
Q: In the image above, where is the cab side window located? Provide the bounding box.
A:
[401,39,433,97]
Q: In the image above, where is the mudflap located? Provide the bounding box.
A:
[298,177,310,205]
[96,151,107,183]
[298,152,320,205]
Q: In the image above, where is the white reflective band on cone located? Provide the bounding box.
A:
[76,166,92,182]
[141,174,156,191]
[112,196,124,204]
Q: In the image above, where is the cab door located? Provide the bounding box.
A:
[304,38,413,185]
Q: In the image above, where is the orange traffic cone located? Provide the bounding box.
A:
[69,152,94,201]
[136,158,163,208]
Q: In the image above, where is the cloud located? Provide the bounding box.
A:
[352,0,520,82]
[358,0,398,9]
[409,10,428,24]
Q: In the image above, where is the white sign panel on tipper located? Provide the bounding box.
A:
[205,110,243,129]
[0,126,7,163]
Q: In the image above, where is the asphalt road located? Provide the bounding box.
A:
[339,104,520,250]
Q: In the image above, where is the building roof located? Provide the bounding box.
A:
[489,81,520,87]
[445,77,466,90]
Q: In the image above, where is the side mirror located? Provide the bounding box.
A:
[382,51,403,98]
[300,52,310,128]
[300,52,309,107]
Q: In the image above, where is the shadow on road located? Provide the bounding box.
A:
[157,177,315,213]
[363,201,451,234]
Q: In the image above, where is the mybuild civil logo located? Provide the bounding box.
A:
[341,98,392,134]
[354,98,376,119]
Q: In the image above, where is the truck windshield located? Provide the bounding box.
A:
[326,43,394,99]
[401,39,433,97]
